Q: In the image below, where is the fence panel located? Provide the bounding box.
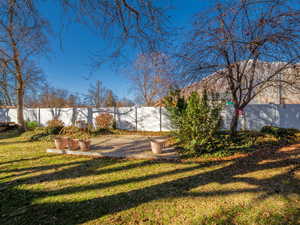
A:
[137,107,160,131]
[1,104,300,131]
[7,108,17,123]
[278,104,300,129]
[161,107,172,131]
[92,107,115,127]
[115,107,136,130]
[244,104,279,130]
[0,108,10,122]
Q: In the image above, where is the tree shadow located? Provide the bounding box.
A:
[0,142,299,225]
[0,155,58,167]
[0,129,22,140]
[0,140,31,146]
[197,201,300,224]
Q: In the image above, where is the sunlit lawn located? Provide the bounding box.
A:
[0,131,299,225]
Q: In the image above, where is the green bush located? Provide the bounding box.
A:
[20,127,52,141]
[25,121,39,130]
[165,90,224,154]
[260,126,298,138]
[260,126,278,135]
[29,132,49,141]
[278,128,299,137]
[46,127,62,135]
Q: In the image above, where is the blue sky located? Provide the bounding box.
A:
[37,1,213,99]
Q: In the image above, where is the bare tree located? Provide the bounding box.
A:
[181,0,300,135]
[129,52,173,106]
[28,84,80,108]
[85,80,108,107]
[0,59,14,105]
[116,97,134,107]
[0,0,48,129]
[0,58,46,107]
[104,90,117,107]
[23,61,47,106]
[0,0,170,129]
[60,0,170,66]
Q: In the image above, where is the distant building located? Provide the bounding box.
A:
[181,61,300,104]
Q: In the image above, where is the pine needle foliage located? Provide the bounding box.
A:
[165,89,224,154]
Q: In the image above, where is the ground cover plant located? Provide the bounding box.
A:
[0,129,299,225]
[18,120,171,143]
[25,121,39,131]
[179,128,300,160]
[164,90,300,158]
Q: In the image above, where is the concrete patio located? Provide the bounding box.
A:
[47,135,179,160]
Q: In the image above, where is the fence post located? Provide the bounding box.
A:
[159,107,162,132]
[38,107,41,125]
[113,106,117,129]
[87,108,93,126]
[135,106,138,131]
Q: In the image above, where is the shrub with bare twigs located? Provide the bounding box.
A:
[95,113,113,129]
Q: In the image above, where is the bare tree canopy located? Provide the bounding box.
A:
[26,83,82,108]
[0,58,46,106]
[0,0,170,129]
[85,80,107,108]
[61,0,171,65]
[104,89,117,107]
[129,52,174,106]
[181,0,300,134]
[0,60,14,105]
[0,0,48,129]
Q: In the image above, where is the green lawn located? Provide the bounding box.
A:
[0,131,300,225]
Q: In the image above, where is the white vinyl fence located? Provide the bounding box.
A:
[1,104,300,131]
[0,107,172,132]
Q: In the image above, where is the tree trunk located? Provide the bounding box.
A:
[230,108,240,136]
[16,81,25,130]
[7,0,25,130]
[14,57,25,130]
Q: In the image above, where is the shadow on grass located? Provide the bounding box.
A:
[0,140,31,146]
[180,136,298,160]
[198,203,300,225]
[0,129,23,140]
[0,155,58,167]
[0,142,299,225]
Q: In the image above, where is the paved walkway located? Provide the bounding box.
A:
[47,135,179,160]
